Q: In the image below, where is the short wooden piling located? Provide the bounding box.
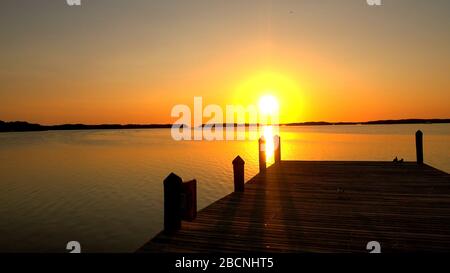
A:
[259,137,266,172]
[232,156,245,192]
[416,130,423,164]
[274,135,281,163]
[163,173,183,233]
[181,179,197,221]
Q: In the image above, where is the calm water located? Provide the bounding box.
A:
[0,124,449,252]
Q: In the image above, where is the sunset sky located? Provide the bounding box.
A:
[0,0,449,125]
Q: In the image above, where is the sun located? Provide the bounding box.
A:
[258,95,279,115]
[232,70,302,123]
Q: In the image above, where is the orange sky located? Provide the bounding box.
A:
[0,0,449,124]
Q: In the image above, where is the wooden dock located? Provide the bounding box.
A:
[138,132,450,253]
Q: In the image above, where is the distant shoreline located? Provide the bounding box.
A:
[1,119,449,132]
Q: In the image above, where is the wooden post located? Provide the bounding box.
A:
[416,130,423,164]
[181,179,197,221]
[259,137,266,173]
[232,156,245,192]
[274,135,281,163]
[163,173,183,233]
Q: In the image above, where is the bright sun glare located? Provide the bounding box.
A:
[258,95,278,164]
[258,95,279,115]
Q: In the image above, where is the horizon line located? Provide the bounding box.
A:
[1,118,450,132]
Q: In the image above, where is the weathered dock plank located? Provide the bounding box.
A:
[139,161,450,253]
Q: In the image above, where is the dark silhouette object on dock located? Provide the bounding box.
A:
[163,173,183,233]
[416,130,424,164]
[258,137,266,172]
[393,157,404,163]
[274,135,281,163]
[181,180,197,221]
[232,156,245,192]
[163,173,197,233]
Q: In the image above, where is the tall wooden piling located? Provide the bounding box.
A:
[416,130,423,164]
[232,156,245,192]
[274,135,281,163]
[259,137,266,173]
[163,173,183,233]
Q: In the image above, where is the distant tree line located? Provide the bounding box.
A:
[1,119,449,132]
[0,121,172,132]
